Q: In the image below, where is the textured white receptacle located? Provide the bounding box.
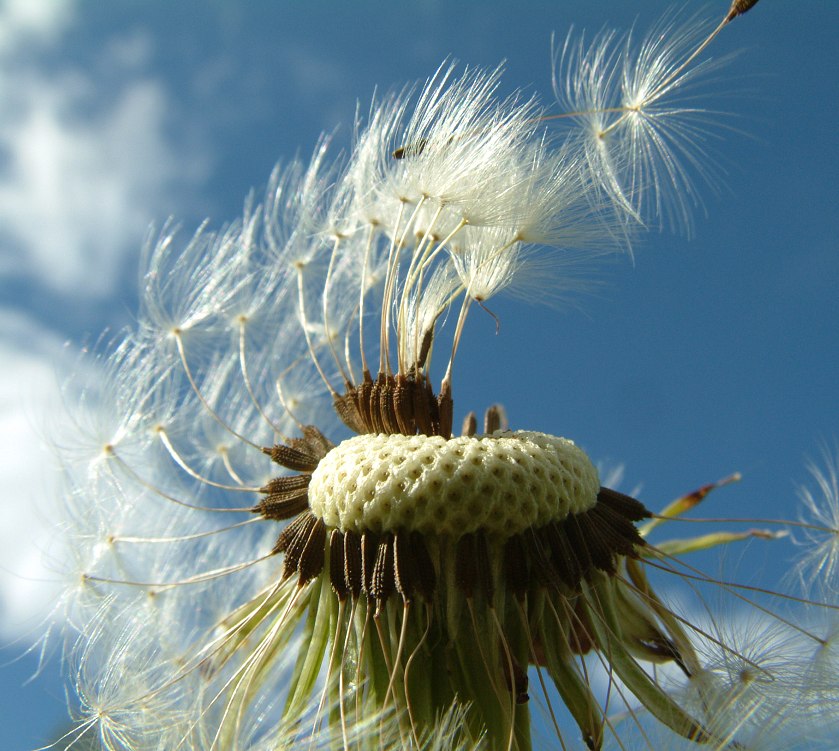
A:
[308,430,599,536]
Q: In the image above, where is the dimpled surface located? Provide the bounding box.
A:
[308,431,599,536]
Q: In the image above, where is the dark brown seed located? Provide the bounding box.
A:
[260,474,311,499]
[461,411,477,437]
[378,373,400,434]
[297,425,334,458]
[574,510,616,574]
[361,532,380,597]
[329,530,349,600]
[545,523,582,590]
[438,380,453,440]
[416,328,434,370]
[358,373,375,433]
[272,512,313,555]
[727,0,760,21]
[261,444,320,472]
[333,391,366,434]
[412,378,432,436]
[393,375,417,435]
[369,376,385,433]
[563,515,594,580]
[280,513,318,578]
[424,379,442,436]
[483,404,506,435]
[297,518,327,585]
[589,503,644,557]
[392,138,428,160]
[393,530,416,601]
[344,530,363,598]
[255,491,309,521]
[371,534,396,610]
[597,487,652,521]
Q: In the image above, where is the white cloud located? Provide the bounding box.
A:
[0,310,83,638]
[0,0,208,646]
[0,74,189,297]
[0,0,72,54]
[0,6,206,301]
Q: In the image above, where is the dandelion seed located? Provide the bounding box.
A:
[49,3,839,751]
[794,447,839,595]
[553,8,737,235]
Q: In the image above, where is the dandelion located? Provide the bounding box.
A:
[51,1,839,749]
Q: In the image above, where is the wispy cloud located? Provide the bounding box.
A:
[0,311,81,638]
[0,0,72,54]
[0,0,206,302]
[0,0,205,639]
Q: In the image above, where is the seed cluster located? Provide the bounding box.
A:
[334,371,454,439]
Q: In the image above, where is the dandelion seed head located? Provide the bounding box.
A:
[45,4,839,750]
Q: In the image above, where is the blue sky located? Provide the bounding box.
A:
[0,1,837,748]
